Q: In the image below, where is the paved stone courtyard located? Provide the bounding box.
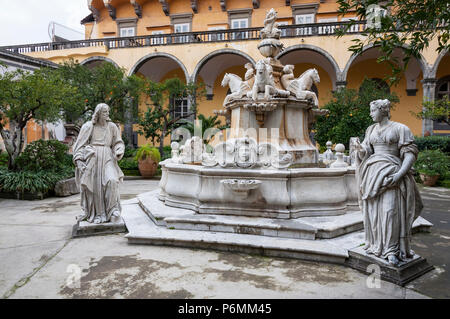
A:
[0,179,449,299]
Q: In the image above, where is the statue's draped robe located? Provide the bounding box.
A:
[73,121,124,223]
[357,122,423,260]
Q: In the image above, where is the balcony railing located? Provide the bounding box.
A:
[0,21,367,55]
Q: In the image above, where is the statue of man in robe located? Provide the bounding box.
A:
[73,103,125,224]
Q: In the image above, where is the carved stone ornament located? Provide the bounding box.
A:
[221,179,261,198]
[201,137,293,169]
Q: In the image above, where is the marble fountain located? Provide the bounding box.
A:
[121,9,433,285]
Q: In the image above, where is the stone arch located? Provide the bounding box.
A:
[276,44,342,88]
[430,49,449,79]
[80,56,120,69]
[342,44,430,82]
[191,48,256,83]
[128,52,189,82]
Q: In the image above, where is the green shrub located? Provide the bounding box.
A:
[0,167,74,194]
[135,144,161,163]
[415,136,450,154]
[414,150,450,177]
[438,179,450,188]
[15,139,70,171]
[0,151,8,167]
[119,157,139,170]
[124,147,137,158]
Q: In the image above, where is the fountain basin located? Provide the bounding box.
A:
[159,162,359,219]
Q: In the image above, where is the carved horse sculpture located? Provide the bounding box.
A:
[221,73,251,106]
[249,60,289,100]
[282,66,320,107]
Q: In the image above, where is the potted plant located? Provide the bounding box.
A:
[135,144,161,178]
[414,150,450,186]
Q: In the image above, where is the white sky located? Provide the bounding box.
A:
[0,0,91,46]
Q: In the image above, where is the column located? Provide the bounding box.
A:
[421,78,437,136]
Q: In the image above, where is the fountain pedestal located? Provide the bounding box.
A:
[223,98,318,164]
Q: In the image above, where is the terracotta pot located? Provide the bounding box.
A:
[138,157,158,178]
[420,173,440,187]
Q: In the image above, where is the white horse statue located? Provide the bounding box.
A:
[249,59,289,100]
[221,73,251,106]
[281,66,320,107]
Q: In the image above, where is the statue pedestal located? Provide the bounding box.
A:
[346,246,434,286]
[72,218,127,238]
[223,97,319,164]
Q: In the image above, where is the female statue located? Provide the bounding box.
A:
[354,99,423,266]
[73,103,125,224]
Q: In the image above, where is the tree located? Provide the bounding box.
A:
[413,95,450,126]
[137,78,206,156]
[0,67,77,170]
[336,0,449,84]
[55,59,146,125]
[314,78,399,148]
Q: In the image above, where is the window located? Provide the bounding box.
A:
[151,31,164,45]
[208,27,226,41]
[228,8,252,40]
[174,23,190,43]
[118,27,135,47]
[231,18,249,40]
[170,13,193,44]
[171,97,189,119]
[174,23,189,33]
[120,27,135,37]
[277,21,288,37]
[318,18,337,35]
[295,14,314,36]
[116,18,137,47]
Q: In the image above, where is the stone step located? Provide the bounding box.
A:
[164,214,318,240]
[138,190,364,240]
[300,212,363,239]
[121,201,351,264]
[137,190,432,241]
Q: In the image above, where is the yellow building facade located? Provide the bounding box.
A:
[3,0,449,146]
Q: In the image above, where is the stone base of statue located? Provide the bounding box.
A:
[72,218,127,238]
[346,246,434,286]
